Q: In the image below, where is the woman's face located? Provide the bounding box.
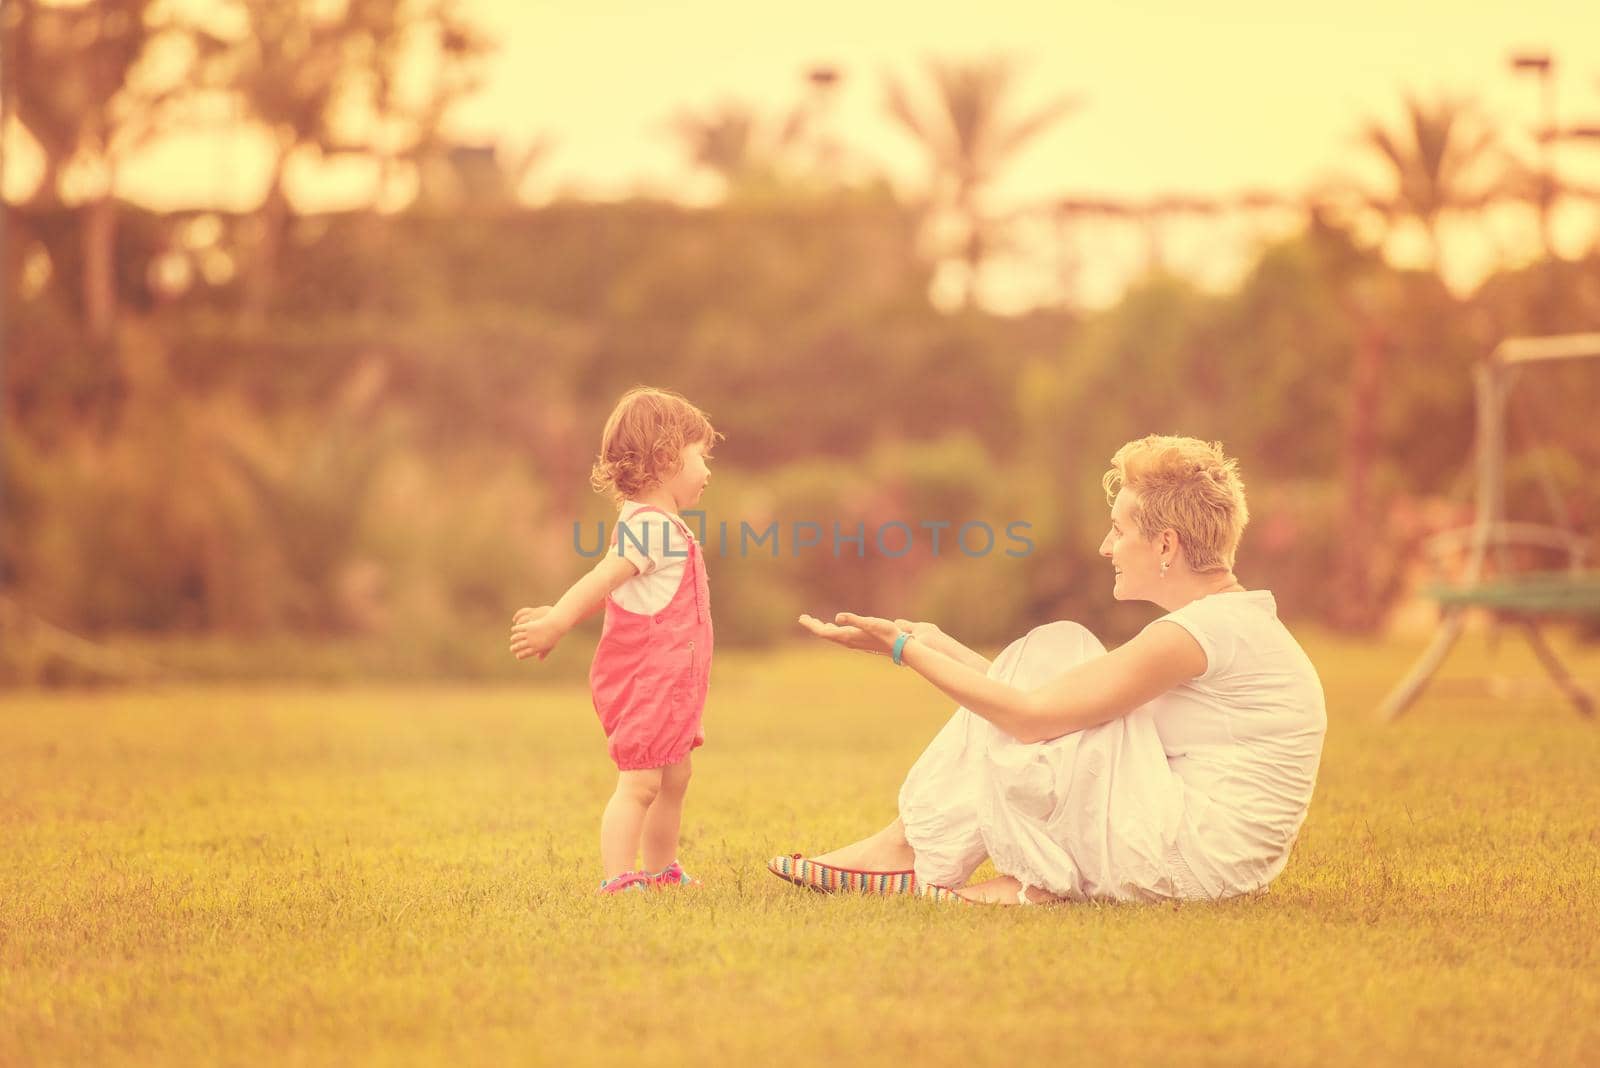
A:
[1099,488,1163,601]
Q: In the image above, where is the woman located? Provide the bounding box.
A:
[770,435,1326,905]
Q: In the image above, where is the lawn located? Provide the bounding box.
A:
[2,629,1598,1066]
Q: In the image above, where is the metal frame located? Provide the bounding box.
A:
[1378,333,1600,720]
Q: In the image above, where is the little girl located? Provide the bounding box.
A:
[509,387,718,894]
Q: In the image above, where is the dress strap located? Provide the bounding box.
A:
[623,505,695,544]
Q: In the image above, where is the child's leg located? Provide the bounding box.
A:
[640,754,692,873]
[601,768,664,878]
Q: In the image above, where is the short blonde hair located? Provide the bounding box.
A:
[1102,435,1249,572]
[590,387,721,504]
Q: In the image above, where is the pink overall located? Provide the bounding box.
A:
[589,507,714,771]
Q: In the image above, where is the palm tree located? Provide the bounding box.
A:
[1,0,219,342]
[1343,98,1500,627]
[884,57,1078,309]
[672,69,853,198]
[1358,94,1498,275]
[229,0,392,322]
[671,102,773,188]
[227,0,487,320]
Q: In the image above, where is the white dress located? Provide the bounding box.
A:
[897,592,1326,901]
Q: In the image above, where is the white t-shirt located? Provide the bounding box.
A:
[1145,590,1327,896]
[611,502,697,616]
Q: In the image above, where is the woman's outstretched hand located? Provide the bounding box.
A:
[798,612,904,656]
[892,619,944,644]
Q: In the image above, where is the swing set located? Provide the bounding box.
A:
[1379,332,1600,720]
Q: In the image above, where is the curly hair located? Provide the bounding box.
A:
[1102,435,1249,573]
[589,387,721,505]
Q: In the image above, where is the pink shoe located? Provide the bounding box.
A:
[650,860,700,887]
[598,871,651,895]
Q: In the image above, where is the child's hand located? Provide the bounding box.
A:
[513,605,553,627]
[509,605,559,661]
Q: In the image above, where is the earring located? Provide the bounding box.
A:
[1160,560,1169,578]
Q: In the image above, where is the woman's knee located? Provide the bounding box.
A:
[1026,620,1107,658]
[990,620,1105,683]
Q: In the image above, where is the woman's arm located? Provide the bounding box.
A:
[510,554,639,661]
[798,614,991,671]
[832,613,1206,743]
[893,619,992,673]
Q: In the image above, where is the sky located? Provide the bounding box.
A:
[12,0,1600,308]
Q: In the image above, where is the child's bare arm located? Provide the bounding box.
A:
[509,555,639,661]
[547,553,639,629]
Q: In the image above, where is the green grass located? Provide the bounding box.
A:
[3,630,1599,1066]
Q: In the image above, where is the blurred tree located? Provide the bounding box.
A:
[672,68,856,198]
[414,139,548,213]
[0,2,77,211]
[217,358,394,631]
[670,100,823,200]
[364,0,490,202]
[1303,207,1392,630]
[884,57,1078,309]
[673,102,777,189]
[1357,94,1499,276]
[0,0,225,340]
[1259,202,1475,630]
[1347,97,1501,625]
[220,0,489,320]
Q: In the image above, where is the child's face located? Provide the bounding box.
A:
[664,439,711,510]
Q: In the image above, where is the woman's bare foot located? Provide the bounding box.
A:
[810,818,916,872]
[953,875,1064,905]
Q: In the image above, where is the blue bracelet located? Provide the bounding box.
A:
[891,631,912,666]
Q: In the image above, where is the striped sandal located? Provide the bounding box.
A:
[918,883,972,905]
[766,853,917,894]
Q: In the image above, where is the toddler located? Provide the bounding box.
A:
[510,387,717,893]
